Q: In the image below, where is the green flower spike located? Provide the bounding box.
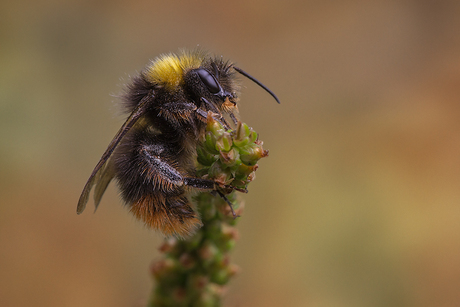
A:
[149,111,268,307]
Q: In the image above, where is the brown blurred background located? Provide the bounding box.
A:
[2,0,460,306]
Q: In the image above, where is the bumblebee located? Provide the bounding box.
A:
[77,49,279,237]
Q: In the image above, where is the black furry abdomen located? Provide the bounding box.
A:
[113,127,191,205]
[112,125,202,237]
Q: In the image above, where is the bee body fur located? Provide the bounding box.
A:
[78,49,278,237]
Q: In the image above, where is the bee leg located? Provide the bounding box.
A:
[141,146,185,186]
[159,102,198,129]
[195,108,231,130]
[142,147,246,196]
[183,177,217,190]
[200,97,232,129]
[213,190,239,218]
[161,101,197,113]
[141,146,241,218]
[141,147,221,192]
[229,112,238,125]
[183,177,241,219]
[183,177,246,193]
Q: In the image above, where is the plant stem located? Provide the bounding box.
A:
[149,114,267,307]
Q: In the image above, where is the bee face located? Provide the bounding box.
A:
[195,68,221,95]
[77,49,279,238]
[194,67,234,100]
[184,64,237,113]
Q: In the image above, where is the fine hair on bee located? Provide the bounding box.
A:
[77,49,279,238]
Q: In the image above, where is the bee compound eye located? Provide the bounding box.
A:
[196,69,220,94]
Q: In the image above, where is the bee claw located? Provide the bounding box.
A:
[214,190,240,218]
[227,186,247,193]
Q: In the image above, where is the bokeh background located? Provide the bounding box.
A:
[2,0,460,306]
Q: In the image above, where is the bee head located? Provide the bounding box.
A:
[195,68,233,101]
[184,63,237,113]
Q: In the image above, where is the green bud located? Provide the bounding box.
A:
[215,132,232,152]
[210,268,230,285]
[158,237,178,254]
[198,241,221,267]
[239,145,268,166]
[191,274,208,289]
[235,121,251,140]
[196,146,218,166]
[204,132,219,154]
[200,200,217,221]
[219,238,236,253]
[185,230,204,250]
[247,171,256,183]
[206,113,225,137]
[235,163,257,179]
[193,288,220,307]
[228,179,246,188]
[208,162,232,185]
[179,253,196,270]
[150,258,178,280]
[219,148,241,167]
[248,130,258,143]
[205,220,223,241]
[233,137,249,148]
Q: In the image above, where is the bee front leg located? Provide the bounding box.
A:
[158,102,197,127]
[195,108,231,130]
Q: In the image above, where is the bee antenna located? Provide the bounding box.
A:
[233,66,280,104]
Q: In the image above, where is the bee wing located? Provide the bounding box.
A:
[77,93,153,214]
[93,156,116,211]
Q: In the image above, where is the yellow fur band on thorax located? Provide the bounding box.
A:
[144,51,205,91]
